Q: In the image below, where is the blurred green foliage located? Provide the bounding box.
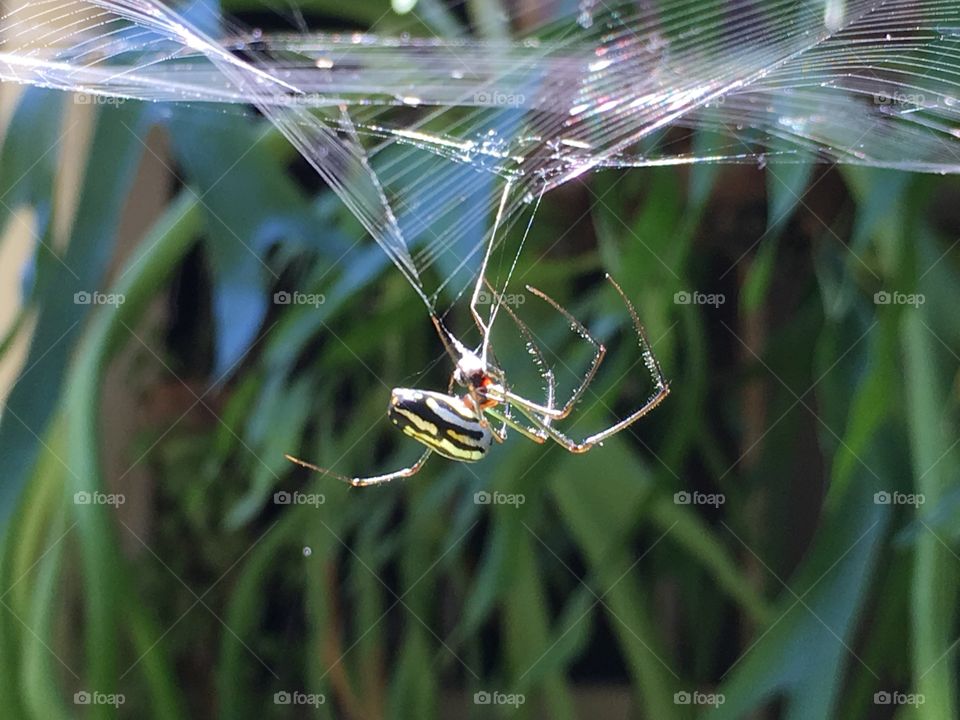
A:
[1,3,960,719]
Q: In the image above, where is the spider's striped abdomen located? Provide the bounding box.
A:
[388,389,492,462]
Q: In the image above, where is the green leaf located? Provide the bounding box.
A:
[167,109,320,377]
[0,89,63,243]
[903,306,959,719]
[713,478,888,720]
[741,236,779,313]
[550,440,680,719]
[504,537,576,720]
[65,191,200,719]
[0,100,149,537]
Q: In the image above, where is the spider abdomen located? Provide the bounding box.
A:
[388,389,492,462]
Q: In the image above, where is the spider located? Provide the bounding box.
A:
[284,268,670,486]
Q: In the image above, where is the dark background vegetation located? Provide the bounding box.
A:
[0,1,959,718]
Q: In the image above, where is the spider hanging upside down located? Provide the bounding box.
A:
[285,179,667,485]
[284,269,670,487]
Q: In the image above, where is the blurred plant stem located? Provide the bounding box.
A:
[64,192,200,720]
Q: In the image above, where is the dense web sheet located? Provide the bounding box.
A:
[2,0,960,309]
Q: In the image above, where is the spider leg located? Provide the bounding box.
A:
[604,273,668,400]
[485,294,557,436]
[470,180,545,367]
[523,282,607,420]
[469,180,513,358]
[502,273,669,449]
[284,450,432,487]
[491,274,667,422]
[478,385,509,443]
[511,382,669,453]
[431,314,468,366]
[486,406,547,444]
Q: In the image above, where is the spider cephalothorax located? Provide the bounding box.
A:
[452,351,490,391]
[452,350,500,410]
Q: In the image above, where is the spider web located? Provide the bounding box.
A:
[1,0,959,312]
